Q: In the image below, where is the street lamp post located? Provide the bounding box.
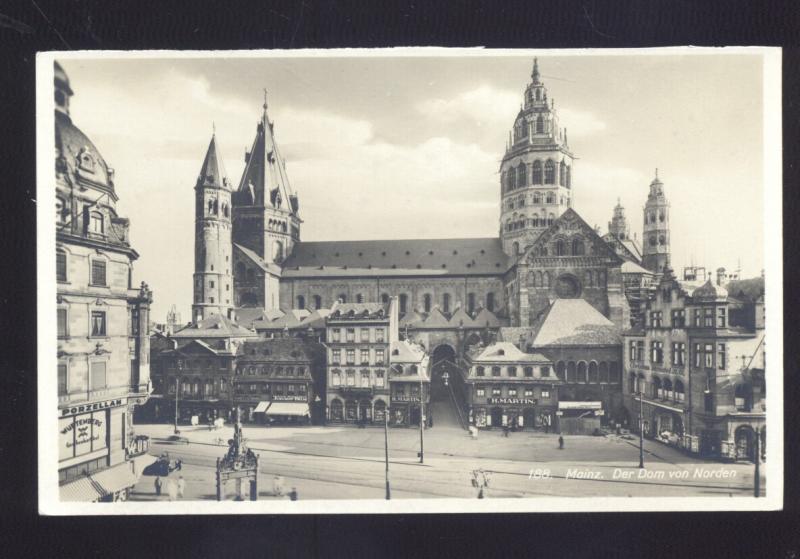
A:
[384,407,391,499]
[174,377,180,435]
[753,427,761,498]
[638,387,644,469]
[419,372,424,464]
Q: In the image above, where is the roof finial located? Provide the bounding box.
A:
[655,167,659,179]
[212,121,216,136]
[532,57,540,82]
[263,88,268,111]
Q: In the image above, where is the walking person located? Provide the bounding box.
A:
[154,476,162,497]
[503,424,509,438]
[175,459,183,471]
[177,475,186,499]
[167,478,178,501]
[288,487,298,501]
[558,435,564,449]
[273,475,284,497]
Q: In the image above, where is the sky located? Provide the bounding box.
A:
[56,51,767,323]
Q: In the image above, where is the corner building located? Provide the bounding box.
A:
[55,62,154,501]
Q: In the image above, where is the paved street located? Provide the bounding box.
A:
[129,421,766,501]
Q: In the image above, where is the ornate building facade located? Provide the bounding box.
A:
[55,62,154,501]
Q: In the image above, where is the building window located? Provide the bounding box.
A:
[671,309,685,328]
[629,340,638,361]
[524,366,534,377]
[375,348,385,364]
[544,160,555,184]
[508,387,518,397]
[577,362,587,382]
[57,308,68,338]
[91,260,107,286]
[694,343,715,368]
[476,366,485,377]
[399,294,408,314]
[376,371,385,387]
[650,311,663,328]
[360,328,369,342]
[588,362,599,383]
[338,294,347,303]
[555,240,565,256]
[572,238,584,255]
[313,295,322,310]
[672,342,685,366]
[346,328,355,342]
[58,363,68,395]
[546,192,555,204]
[346,371,355,386]
[486,293,495,312]
[360,371,370,387]
[91,311,106,337]
[491,366,501,377]
[346,349,355,365]
[442,293,451,314]
[297,295,305,309]
[717,307,727,328]
[360,349,370,365]
[536,115,544,134]
[90,361,107,390]
[508,366,517,377]
[476,386,485,397]
[332,329,341,342]
[331,349,341,364]
[57,249,67,282]
[717,343,726,370]
[332,370,341,386]
[492,386,501,396]
[90,212,104,234]
[703,307,714,327]
[541,390,550,399]
[650,341,663,364]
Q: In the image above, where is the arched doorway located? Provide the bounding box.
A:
[490,407,503,428]
[735,425,755,462]
[344,400,357,423]
[432,344,457,367]
[359,400,372,423]
[330,399,343,422]
[374,400,387,423]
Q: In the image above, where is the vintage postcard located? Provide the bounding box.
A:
[37,47,783,514]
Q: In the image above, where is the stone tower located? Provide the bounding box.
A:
[608,198,630,240]
[500,58,575,257]
[232,93,301,267]
[642,169,671,274]
[192,132,234,323]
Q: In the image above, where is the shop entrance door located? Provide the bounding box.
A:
[490,407,503,428]
[523,408,536,430]
[410,405,421,426]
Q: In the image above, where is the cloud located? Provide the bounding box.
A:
[416,84,519,130]
[556,108,607,137]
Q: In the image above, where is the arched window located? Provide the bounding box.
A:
[566,165,571,188]
[546,192,555,204]
[566,361,576,382]
[659,235,666,246]
[89,211,104,234]
[535,88,541,101]
[588,362,598,383]
[653,377,662,399]
[536,115,544,134]
[533,192,541,204]
[486,292,495,312]
[313,295,322,310]
[663,378,673,400]
[513,242,520,256]
[548,213,554,226]
[532,161,543,184]
[532,215,540,227]
[423,294,432,313]
[356,293,364,303]
[649,235,658,247]
[517,164,527,187]
[297,295,306,309]
[659,211,665,222]
[338,293,347,303]
[399,294,408,314]
[599,362,608,383]
[556,361,566,379]
[518,195,525,207]
[585,271,593,287]
[544,160,555,184]
[674,380,685,402]
[507,169,516,191]
[559,161,566,186]
[543,271,550,287]
[530,271,538,288]
[381,293,390,304]
[442,293,451,314]
[536,271,543,287]
[577,361,587,382]
[572,238,585,256]
[467,293,476,313]
[555,240,565,256]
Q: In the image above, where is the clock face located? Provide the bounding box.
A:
[555,274,580,298]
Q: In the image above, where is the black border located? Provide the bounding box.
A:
[1,1,798,556]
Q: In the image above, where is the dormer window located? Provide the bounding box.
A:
[89,212,104,235]
[78,148,95,172]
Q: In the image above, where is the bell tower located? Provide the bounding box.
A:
[642,169,671,274]
[192,131,233,323]
[499,58,575,258]
[608,198,630,240]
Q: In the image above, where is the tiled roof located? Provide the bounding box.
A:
[621,260,652,275]
[473,308,502,328]
[469,342,550,363]
[281,237,510,277]
[172,313,257,339]
[390,339,426,363]
[237,338,316,362]
[234,243,282,277]
[621,239,642,260]
[328,301,389,320]
[532,299,620,347]
[232,308,271,329]
[399,309,425,328]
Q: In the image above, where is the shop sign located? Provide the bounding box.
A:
[487,398,536,405]
[272,395,308,402]
[60,398,124,417]
[392,395,421,402]
[558,401,602,410]
[59,411,107,462]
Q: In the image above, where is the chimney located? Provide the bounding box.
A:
[716,267,726,286]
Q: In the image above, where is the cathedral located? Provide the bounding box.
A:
[190,59,669,359]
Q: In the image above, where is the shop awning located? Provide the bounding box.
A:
[59,461,138,502]
[265,402,310,416]
[253,401,271,413]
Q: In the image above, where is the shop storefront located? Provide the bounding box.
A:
[327,387,388,425]
[252,396,312,425]
[469,397,555,430]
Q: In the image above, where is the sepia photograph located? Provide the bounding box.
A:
[37,48,782,514]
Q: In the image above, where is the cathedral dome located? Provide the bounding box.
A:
[54,63,115,194]
[692,279,728,302]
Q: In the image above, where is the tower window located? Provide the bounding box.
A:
[659,211,665,222]
[555,240,565,256]
[544,160,555,184]
[659,235,666,246]
[532,161,543,184]
[517,164,527,187]
[536,115,544,134]
[210,281,215,288]
[559,161,566,186]
[649,235,657,247]
[566,165,571,188]
[572,238,585,256]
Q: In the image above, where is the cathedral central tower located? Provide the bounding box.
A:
[642,170,671,274]
[499,58,575,257]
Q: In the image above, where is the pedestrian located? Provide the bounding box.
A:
[154,476,162,496]
[503,425,509,438]
[175,459,183,471]
[177,475,186,499]
[273,475,284,496]
[167,478,178,501]
[558,435,564,449]
[288,487,298,501]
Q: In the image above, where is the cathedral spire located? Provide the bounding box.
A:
[198,133,229,189]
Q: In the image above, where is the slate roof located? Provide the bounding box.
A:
[621,260,652,275]
[468,342,550,363]
[236,338,316,362]
[197,134,230,189]
[234,243,282,277]
[172,313,257,339]
[281,237,510,278]
[531,299,620,347]
[390,339,427,363]
[232,307,271,329]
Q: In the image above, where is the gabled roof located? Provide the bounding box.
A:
[197,134,230,189]
[299,309,332,329]
[422,307,451,328]
[448,307,476,328]
[163,339,222,356]
[390,339,427,363]
[172,313,257,339]
[531,299,620,347]
[232,307,271,329]
[399,309,425,328]
[234,243,282,277]
[281,237,510,277]
[473,308,502,328]
[621,238,642,261]
[233,102,297,216]
[621,260,652,275]
[469,342,550,363]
